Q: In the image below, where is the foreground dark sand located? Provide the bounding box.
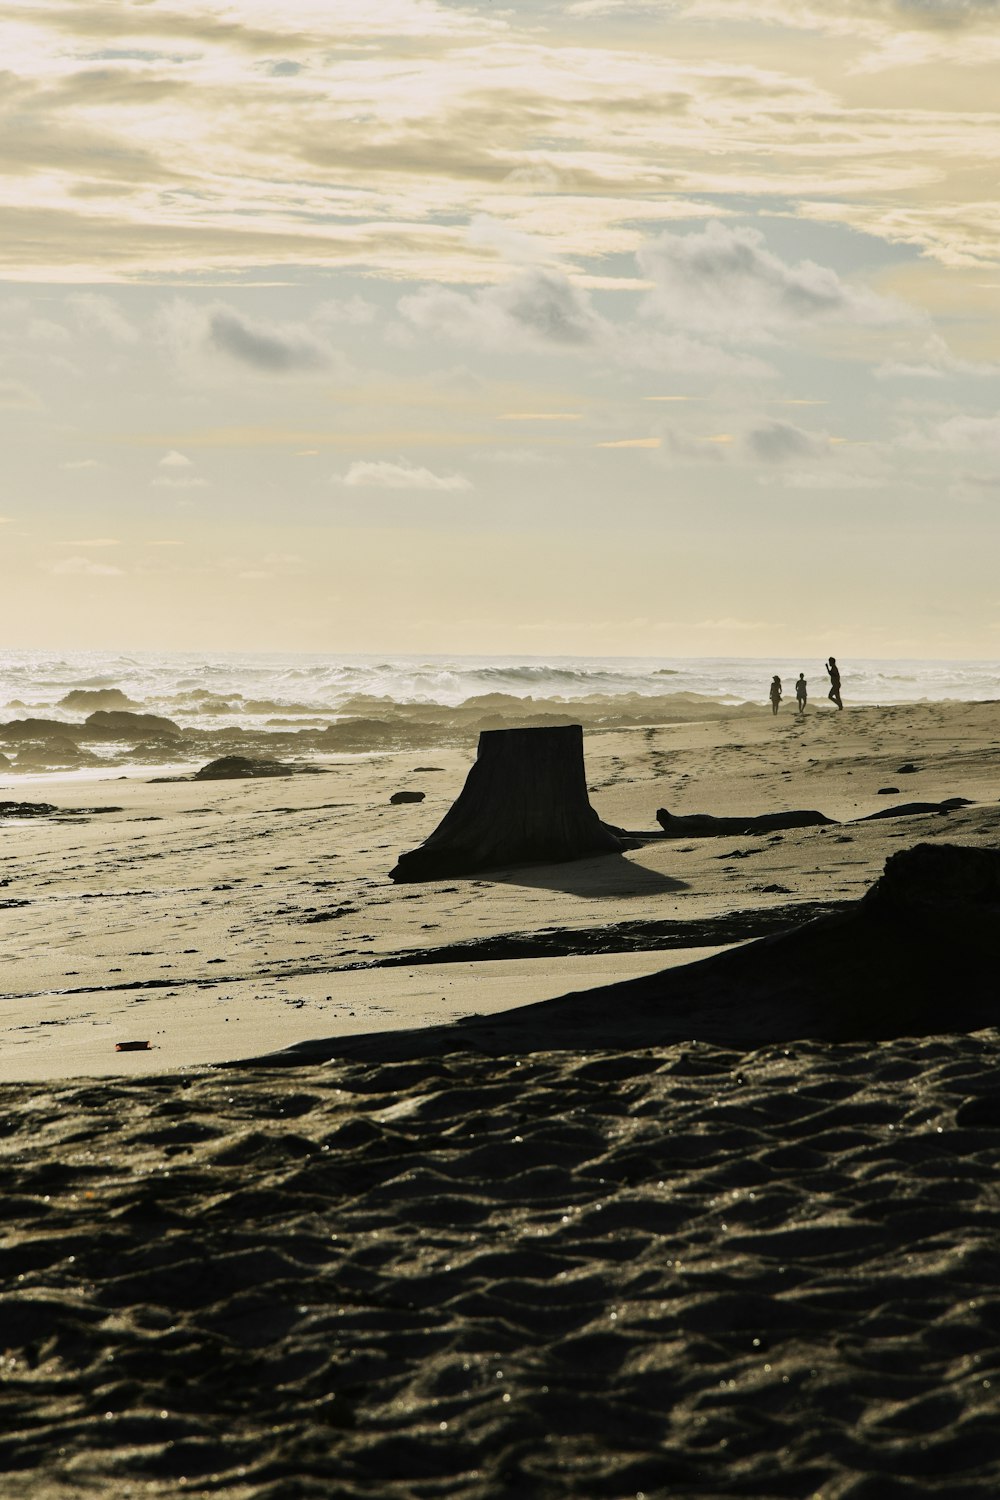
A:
[3,1033,1000,1498]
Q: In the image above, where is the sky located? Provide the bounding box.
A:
[2,0,1000,658]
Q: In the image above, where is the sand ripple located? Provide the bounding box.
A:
[2,1035,1000,1495]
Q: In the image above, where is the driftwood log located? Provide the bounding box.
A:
[390,724,622,882]
[656,807,836,837]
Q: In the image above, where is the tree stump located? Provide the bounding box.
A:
[389,724,623,882]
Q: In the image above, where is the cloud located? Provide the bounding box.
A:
[44,556,124,576]
[684,0,1000,38]
[875,334,1000,381]
[338,460,472,491]
[467,214,550,266]
[746,420,829,463]
[398,268,607,352]
[775,469,884,491]
[638,221,911,342]
[159,450,193,467]
[315,297,377,327]
[151,475,209,489]
[909,412,1000,453]
[154,299,335,376]
[0,379,41,410]
[60,458,102,470]
[207,308,329,372]
[68,292,138,344]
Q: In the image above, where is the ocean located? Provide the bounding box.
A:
[0,649,997,736]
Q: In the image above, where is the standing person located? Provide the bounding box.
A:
[795,673,808,714]
[769,675,782,715]
[826,656,843,710]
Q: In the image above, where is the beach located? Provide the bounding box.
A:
[3,687,1000,1494]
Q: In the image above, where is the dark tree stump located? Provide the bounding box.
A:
[390,724,622,882]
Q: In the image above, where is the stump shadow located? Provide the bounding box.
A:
[484,851,689,899]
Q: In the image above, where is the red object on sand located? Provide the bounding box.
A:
[115,1040,151,1052]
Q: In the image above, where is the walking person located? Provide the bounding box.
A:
[826,656,843,710]
[795,673,807,714]
[769,675,782,716]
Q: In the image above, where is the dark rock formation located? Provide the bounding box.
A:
[194,756,294,780]
[390,790,425,804]
[59,688,137,711]
[0,718,82,742]
[656,807,836,837]
[0,801,57,818]
[84,710,181,740]
[390,724,622,882]
[877,786,900,795]
[16,740,101,770]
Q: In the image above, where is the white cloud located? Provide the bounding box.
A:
[44,556,124,576]
[775,470,884,491]
[151,474,210,489]
[68,293,138,344]
[338,459,472,491]
[315,297,377,327]
[875,333,1000,380]
[159,450,193,467]
[909,412,1000,452]
[0,379,41,410]
[28,318,71,344]
[467,214,550,266]
[60,458,102,470]
[638,221,912,342]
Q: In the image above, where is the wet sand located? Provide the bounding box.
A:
[2,696,1000,1495]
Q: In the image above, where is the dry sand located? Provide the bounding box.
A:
[2,697,1000,1495]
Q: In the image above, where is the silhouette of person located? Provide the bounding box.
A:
[826,656,843,710]
[769,675,782,715]
[795,673,807,713]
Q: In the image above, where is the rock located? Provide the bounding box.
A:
[390,790,426,804]
[83,710,181,740]
[0,751,10,769]
[877,786,900,795]
[656,808,836,837]
[193,756,294,780]
[59,688,137,711]
[896,763,919,774]
[0,718,83,742]
[16,740,101,769]
[391,724,622,882]
[0,801,57,818]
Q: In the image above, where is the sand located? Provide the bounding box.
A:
[2,696,1000,1495]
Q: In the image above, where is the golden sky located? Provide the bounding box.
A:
[2,0,1000,655]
